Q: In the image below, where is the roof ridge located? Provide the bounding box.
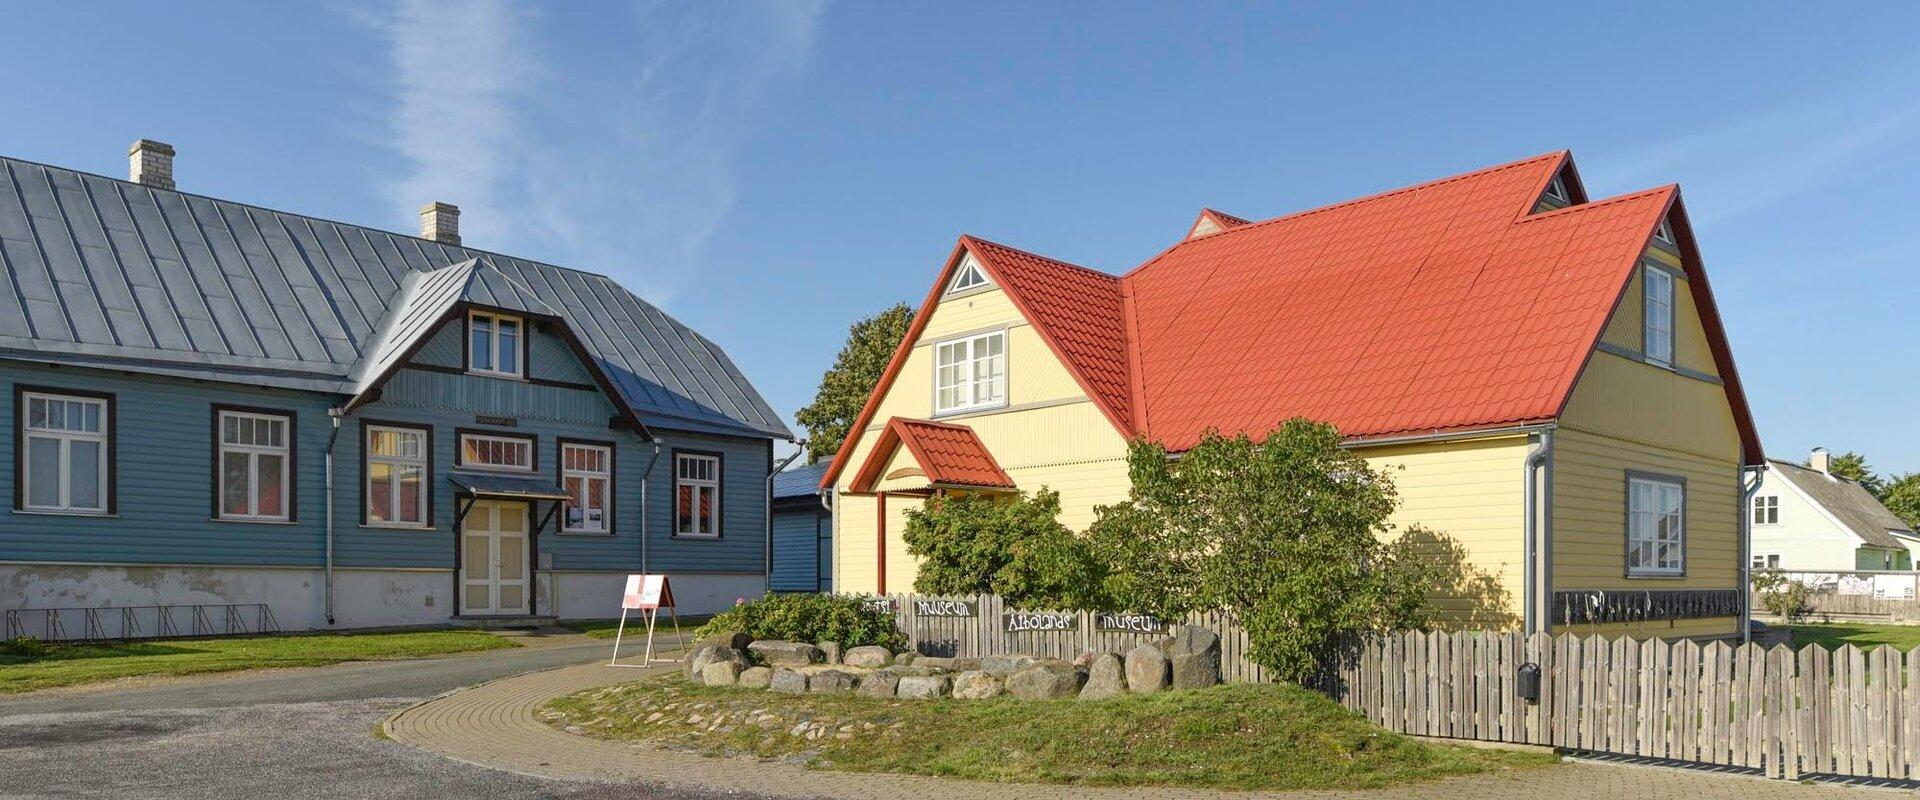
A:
[0,152,618,283]
[1123,150,1567,279]
[1514,184,1677,224]
[960,234,1117,280]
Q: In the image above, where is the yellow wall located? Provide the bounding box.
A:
[1553,243,1745,638]
[833,283,1133,594]
[1599,245,1719,378]
[1358,436,1531,630]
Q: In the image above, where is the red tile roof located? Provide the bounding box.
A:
[824,151,1762,489]
[849,418,1015,493]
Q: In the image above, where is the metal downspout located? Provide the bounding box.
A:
[1739,465,1764,644]
[638,440,663,575]
[1523,427,1556,635]
[767,444,805,592]
[324,409,344,625]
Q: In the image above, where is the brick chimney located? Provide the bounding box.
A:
[420,202,460,246]
[1810,447,1831,475]
[129,139,176,190]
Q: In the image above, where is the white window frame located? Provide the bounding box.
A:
[946,255,991,294]
[674,452,721,539]
[1643,265,1675,365]
[1627,473,1686,577]
[1750,553,1782,570]
[1654,218,1677,246]
[1751,494,1779,526]
[932,330,1007,415]
[560,442,612,534]
[366,424,430,528]
[1544,174,1570,203]
[458,433,534,473]
[467,310,524,378]
[19,391,110,514]
[216,409,292,521]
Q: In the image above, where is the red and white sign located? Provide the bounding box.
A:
[622,574,672,610]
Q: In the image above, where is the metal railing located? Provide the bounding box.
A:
[4,603,279,642]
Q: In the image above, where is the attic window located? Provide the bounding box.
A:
[1654,219,1676,246]
[468,310,523,378]
[947,256,991,294]
[1543,174,1571,204]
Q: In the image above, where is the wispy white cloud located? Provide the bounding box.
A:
[351,0,823,305]
[1590,65,1920,225]
[355,0,540,246]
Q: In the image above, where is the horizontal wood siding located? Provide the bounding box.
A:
[0,361,334,565]
[770,506,828,591]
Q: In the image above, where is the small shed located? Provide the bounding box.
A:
[771,460,833,593]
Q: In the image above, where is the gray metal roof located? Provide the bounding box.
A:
[448,471,572,502]
[1768,460,1913,548]
[773,460,831,500]
[0,155,790,439]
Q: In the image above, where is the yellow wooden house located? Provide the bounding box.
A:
[820,152,1764,639]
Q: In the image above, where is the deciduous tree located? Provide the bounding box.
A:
[796,303,914,463]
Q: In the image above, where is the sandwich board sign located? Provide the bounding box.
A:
[608,574,681,667]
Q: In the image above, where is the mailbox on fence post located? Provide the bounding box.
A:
[1516,662,1541,703]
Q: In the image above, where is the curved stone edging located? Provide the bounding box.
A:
[380,659,1851,800]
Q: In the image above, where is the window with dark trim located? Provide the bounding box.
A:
[1643,265,1676,365]
[467,310,523,378]
[560,440,612,533]
[17,386,114,514]
[458,431,534,472]
[674,452,720,538]
[366,422,431,527]
[215,407,294,521]
[1627,472,1685,577]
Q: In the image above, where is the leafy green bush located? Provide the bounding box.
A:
[1087,419,1436,683]
[1752,568,1813,623]
[0,636,51,662]
[901,488,1109,610]
[695,593,906,651]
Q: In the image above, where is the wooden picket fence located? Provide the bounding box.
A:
[874,593,1274,684]
[877,593,1920,783]
[1324,631,1920,781]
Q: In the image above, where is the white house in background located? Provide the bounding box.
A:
[1750,448,1915,572]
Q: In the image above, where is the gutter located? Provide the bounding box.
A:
[323,408,346,625]
[1522,426,1556,634]
[767,442,805,591]
[1739,464,1765,644]
[637,439,663,574]
[1345,422,1555,449]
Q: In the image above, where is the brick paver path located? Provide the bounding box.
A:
[385,651,1902,799]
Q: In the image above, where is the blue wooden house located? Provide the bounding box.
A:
[770,460,832,593]
[0,141,792,634]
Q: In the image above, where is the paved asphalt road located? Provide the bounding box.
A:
[0,635,779,800]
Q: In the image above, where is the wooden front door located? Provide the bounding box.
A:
[460,500,530,615]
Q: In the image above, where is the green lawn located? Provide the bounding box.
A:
[0,629,517,694]
[545,676,1555,792]
[559,615,714,640]
[1784,622,1920,653]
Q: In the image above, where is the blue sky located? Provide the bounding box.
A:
[2,2,1916,472]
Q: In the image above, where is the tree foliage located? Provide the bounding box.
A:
[1885,473,1920,530]
[900,489,1108,610]
[1750,569,1812,623]
[1086,419,1438,683]
[796,303,915,463]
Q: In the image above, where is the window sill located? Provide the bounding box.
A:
[1625,572,1688,580]
[13,508,116,518]
[931,403,1008,419]
[210,517,299,526]
[671,534,722,541]
[465,370,527,382]
[361,523,436,532]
